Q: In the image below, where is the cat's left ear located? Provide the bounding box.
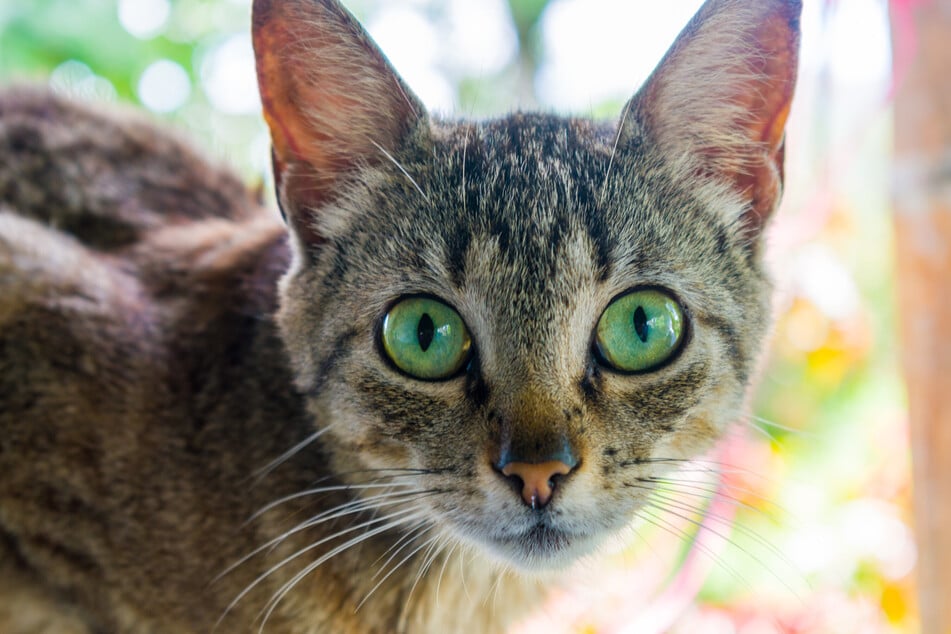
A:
[252,0,427,246]
[623,0,801,237]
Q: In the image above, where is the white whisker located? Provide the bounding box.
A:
[647,474,788,518]
[220,507,424,631]
[218,489,438,584]
[600,97,633,206]
[371,521,431,580]
[738,414,811,446]
[252,427,333,483]
[644,457,775,482]
[458,549,473,602]
[643,499,802,599]
[434,540,458,610]
[637,477,768,519]
[748,414,804,435]
[358,530,437,613]
[249,481,421,522]
[461,127,469,214]
[637,505,745,587]
[648,489,799,578]
[258,510,429,633]
[406,534,443,605]
[488,564,508,614]
[371,141,429,202]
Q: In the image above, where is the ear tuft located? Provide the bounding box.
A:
[626,0,802,237]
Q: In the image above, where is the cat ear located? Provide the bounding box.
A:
[624,0,801,237]
[252,0,427,245]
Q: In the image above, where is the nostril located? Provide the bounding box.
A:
[497,460,576,510]
[501,471,525,497]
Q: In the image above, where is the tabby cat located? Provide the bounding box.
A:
[0,0,800,631]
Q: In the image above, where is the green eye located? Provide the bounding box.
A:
[381,297,472,380]
[595,289,685,373]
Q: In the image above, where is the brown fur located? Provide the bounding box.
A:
[0,0,801,631]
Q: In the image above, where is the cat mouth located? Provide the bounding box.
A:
[519,523,571,551]
[483,520,596,569]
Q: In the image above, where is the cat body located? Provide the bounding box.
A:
[0,90,529,634]
[0,0,801,632]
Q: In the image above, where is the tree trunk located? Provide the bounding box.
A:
[892,1,951,632]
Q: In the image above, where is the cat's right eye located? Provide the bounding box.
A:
[381,297,472,380]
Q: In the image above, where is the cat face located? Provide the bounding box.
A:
[254,0,800,570]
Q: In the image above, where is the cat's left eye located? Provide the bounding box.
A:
[381,297,472,380]
[594,288,685,373]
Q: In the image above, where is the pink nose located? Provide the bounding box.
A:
[500,460,575,509]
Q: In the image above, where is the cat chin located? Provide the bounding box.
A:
[462,524,605,574]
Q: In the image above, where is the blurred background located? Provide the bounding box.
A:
[0,0,912,632]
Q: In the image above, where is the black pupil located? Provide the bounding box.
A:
[633,306,649,343]
[418,313,435,352]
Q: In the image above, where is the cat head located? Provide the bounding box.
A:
[252,0,800,569]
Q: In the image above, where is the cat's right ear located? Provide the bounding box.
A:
[252,0,427,246]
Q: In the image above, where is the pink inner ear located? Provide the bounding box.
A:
[736,11,799,231]
[630,0,800,235]
[254,12,350,185]
[252,0,425,230]
[748,9,799,150]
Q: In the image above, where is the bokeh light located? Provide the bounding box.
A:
[201,33,259,115]
[137,58,190,112]
[118,0,170,40]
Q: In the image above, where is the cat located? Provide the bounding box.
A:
[0,0,801,631]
